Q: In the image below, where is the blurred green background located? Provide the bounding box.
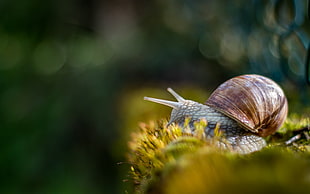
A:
[0,0,309,193]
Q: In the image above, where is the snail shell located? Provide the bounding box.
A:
[205,74,288,137]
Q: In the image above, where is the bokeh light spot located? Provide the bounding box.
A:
[247,30,264,59]
[220,30,245,63]
[33,40,66,75]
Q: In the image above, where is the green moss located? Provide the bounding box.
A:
[127,115,310,193]
[278,114,309,134]
[267,114,310,148]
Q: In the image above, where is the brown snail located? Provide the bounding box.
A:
[144,74,288,154]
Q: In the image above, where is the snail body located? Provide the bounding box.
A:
[144,74,288,154]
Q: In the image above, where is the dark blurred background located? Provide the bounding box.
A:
[0,0,309,193]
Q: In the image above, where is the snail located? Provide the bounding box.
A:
[144,74,288,154]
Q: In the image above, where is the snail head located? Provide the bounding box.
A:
[144,88,203,125]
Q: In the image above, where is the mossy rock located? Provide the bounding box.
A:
[127,115,310,193]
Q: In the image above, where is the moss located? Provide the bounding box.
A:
[267,114,310,149]
[163,147,310,194]
[127,115,310,193]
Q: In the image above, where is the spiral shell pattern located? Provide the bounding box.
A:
[205,74,288,137]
